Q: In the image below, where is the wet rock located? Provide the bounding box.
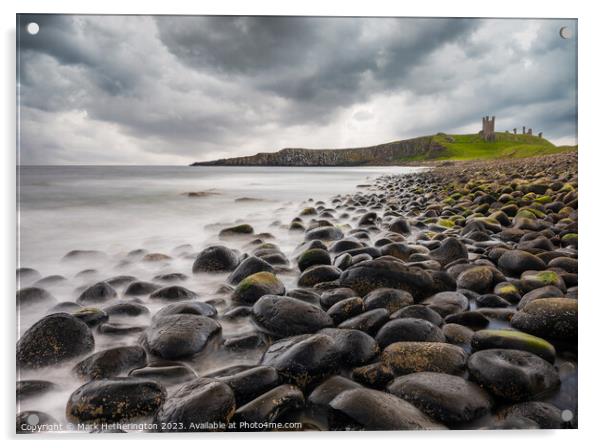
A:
[340,258,434,299]
[297,248,331,272]
[74,345,147,380]
[223,306,252,320]
[456,266,494,294]
[63,250,107,261]
[142,314,221,359]
[328,388,446,430]
[363,288,413,313]
[124,281,160,296]
[16,380,56,401]
[232,272,286,305]
[17,313,94,369]
[252,295,333,337]
[517,285,564,309]
[224,332,268,351]
[77,281,117,305]
[103,302,150,317]
[153,301,218,321]
[548,256,578,274]
[444,311,489,330]
[149,285,198,301]
[154,379,235,431]
[217,366,280,406]
[66,378,166,424]
[338,308,389,335]
[73,307,109,327]
[298,265,341,287]
[16,287,57,309]
[305,226,344,241]
[442,323,474,345]
[430,237,468,267]
[388,372,492,424]
[482,416,540,429]
[388,217,411,235]
[520,270,566,292]
[376,318,445,348]
[98,322,146,335]
[471,329,556,363]
[34,274,67,287]
[233,384,304,425]
[467,349,560,401]
[220,224,254,237]
[498,250,546,277]
[261,334,340,388]
[286,288,320,305]
[476,294,511,308]
[50,301,81,313]
[391,305,443,326]
[493,282,522,303]
[17,267,41,284]
[422,291,469,317]
[326,296,364,324]
[130,363,197,386]
[308,376,363,407]
[497,401,564,429]
[351,362,394,389]
[511,298,577,341]
[319,328,379,366]
[381,341,467,375]
[192,245,239,273]
[227,256,274,284]
[320,287,357,309]
[153,272,188,283]
[105,275,137,287]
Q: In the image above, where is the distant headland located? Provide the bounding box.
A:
[191,117,575,166]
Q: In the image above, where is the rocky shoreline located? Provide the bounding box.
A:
[16,152,577,432]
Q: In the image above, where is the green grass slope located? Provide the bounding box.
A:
[405,132,576,162]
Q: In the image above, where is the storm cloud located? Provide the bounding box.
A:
[17,15,577,164]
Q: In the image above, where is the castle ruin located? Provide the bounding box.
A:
[481,116,543,140]
[481,116,495,142]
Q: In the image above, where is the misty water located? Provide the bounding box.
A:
[16,165,427,430]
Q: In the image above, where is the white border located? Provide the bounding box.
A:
[2,0,600,446]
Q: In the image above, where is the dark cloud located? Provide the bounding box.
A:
[17,15,577,164]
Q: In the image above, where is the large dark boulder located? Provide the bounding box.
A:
[381,341,467,375]
[154,379,235,432]
[261,334,341,388]
[66,378,166,424]
[227,256,274,284]
[142,314,221,359]
[73,345,147,380]
[340,258,433,299]
[511,298,577,341]
[328,388,446,430]
[16,287,57,309]
[388,372,492,424]
[192,245,239,273]
[252,295,333,337]
[467,349,560,402]
[17,313,94,369]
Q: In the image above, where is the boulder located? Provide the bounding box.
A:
[467,349,560,401]
[66,378,166,424]
[17,313,94,369]
[387,372,492,424]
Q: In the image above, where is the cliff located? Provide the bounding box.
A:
[190,136,445,166]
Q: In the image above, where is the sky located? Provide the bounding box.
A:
[17,15,577,165]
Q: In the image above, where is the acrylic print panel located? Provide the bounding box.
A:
[16,14,577,433]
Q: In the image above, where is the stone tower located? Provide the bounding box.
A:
[481,116,495,142]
